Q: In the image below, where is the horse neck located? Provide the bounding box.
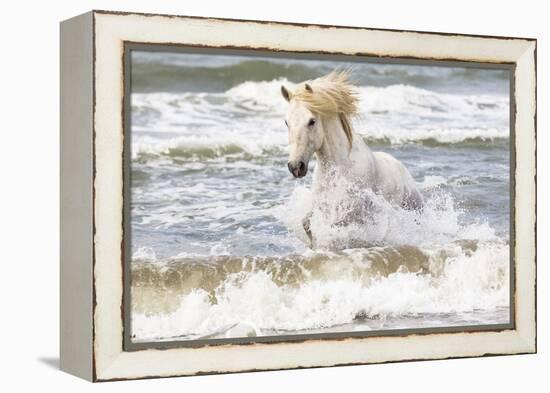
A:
[314,115,376,190]
[316,115,354,170]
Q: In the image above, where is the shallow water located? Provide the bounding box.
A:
[129,51,511,342]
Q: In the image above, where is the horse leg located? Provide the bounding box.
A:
[402,188,424,212]
[302,212,314,247]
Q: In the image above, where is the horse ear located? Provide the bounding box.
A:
[304,83,313,93]
[281,85,291,102]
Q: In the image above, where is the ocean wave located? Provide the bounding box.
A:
[131,134,507,166]
[131,240,508,341]
[131,80,509,160]
[223,79,509,119]
[362,131,509,147]
[358,83,508,115]
[131,133,287,162]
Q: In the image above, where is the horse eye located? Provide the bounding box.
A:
[308,118,316,127]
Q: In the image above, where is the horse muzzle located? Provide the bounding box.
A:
[288,161,308,178]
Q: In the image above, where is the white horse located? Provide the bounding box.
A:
[281,71,423,245]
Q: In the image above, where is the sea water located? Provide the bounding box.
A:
[129,52,510,342]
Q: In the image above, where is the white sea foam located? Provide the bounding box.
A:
[276,177,498,250]
[226,78,297,112]
[131,80,509,161]
[131,131,286,160]
[358,126,508,145]
[132,240,508,341]
[418,175,448,190]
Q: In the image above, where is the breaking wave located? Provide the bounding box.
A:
[132,241,508,341]
[131,80,509,162]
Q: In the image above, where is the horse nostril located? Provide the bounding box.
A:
[288,161,306,177]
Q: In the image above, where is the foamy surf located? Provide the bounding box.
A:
[131,240,508,341]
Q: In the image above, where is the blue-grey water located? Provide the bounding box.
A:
[129,51,510,342]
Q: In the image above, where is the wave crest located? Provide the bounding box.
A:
[131,240,508,341]
[131,80,509,164]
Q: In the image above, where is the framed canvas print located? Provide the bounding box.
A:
[60,10,537,381]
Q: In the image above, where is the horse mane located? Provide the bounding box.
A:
[292,71,359,150]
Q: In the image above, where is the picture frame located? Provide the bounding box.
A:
[60,10,536,382]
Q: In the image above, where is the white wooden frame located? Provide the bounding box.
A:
[60,10,536,381]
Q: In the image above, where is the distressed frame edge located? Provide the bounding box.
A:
[512,40,537,354]
[95,351,537,383]
[91,8,537,42]
[90,11,537,381]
